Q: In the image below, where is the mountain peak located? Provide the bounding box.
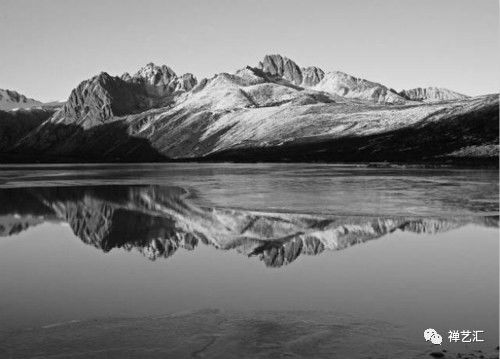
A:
[95,71,115,83]
[50,62,200,129]
[255,56,402,103]
[257,54,304,86]
[53,72,147,128]
[301,66,325,87]
[132,63,177,86]
[127,63,197,96]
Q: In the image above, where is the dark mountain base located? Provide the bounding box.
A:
[0,109,54,151]
[1,100,497,167]
[1,154,496,168]
[201,143,499,168]
[201,153,499,168]
[0,153,167,163]
[4,121,167,163]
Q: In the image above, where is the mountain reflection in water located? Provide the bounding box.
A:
[0,185,497,268]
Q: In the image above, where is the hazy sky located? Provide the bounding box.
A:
[0,0,498,101]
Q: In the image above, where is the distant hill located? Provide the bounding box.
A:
[0,89,43,110]
[399,87,469,102]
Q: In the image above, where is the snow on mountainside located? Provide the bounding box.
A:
[3,54,499,164]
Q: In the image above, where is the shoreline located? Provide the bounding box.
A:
[1,309,498,359]
[0,157,498,169]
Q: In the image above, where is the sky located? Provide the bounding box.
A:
[0,0,498,102]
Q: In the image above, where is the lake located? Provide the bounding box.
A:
[0,163,498,358]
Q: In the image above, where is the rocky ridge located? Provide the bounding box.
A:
[49,63,198,130]
[3,54,498,164]
[258,54,407,103]
[125,62,197,95]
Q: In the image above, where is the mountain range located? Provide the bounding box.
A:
[1,54,497,165]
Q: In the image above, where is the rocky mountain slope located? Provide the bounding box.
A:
[0,185,497,267]
[258,54,406,103]
[0,88,43,110]
[399,87,469,102]
[2,55,498,164]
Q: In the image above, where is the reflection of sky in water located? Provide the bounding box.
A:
[0,223,497,346]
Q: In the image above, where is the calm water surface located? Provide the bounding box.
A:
[0,163,498,354]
